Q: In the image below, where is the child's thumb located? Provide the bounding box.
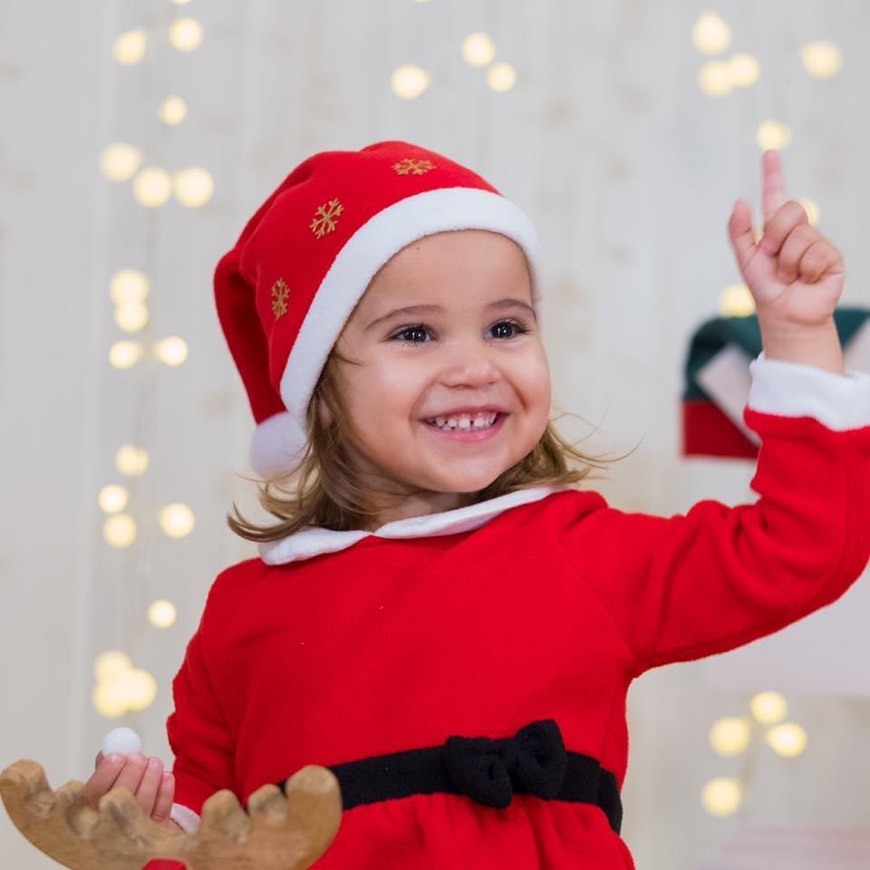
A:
[727,198,757,272]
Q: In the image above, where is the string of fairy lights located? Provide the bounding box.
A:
[690,8,841,820]
[391,2,518,99]
[703,691,809,817]
[690,10,840,320]
[86,1,842,818]
[90,0,520,723]
[391,32,518,99]
[91,0,210,720]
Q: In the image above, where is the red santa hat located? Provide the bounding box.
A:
[214,140,541,478]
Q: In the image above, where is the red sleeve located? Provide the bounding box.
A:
[562,410,869,673]
[166,600,237,816]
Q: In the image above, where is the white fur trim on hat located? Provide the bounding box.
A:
[274,186,540,467]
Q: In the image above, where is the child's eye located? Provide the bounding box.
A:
[487,319,530,340]
[390,325,433,343]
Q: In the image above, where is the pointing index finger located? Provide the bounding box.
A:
[761,149,787,222]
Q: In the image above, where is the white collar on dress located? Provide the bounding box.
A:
[259,486,563,565]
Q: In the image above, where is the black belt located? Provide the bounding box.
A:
[280,720,622,835]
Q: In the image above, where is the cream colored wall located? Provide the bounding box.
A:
[1,1,868,867]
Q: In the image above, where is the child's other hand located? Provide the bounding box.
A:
[727,149,845,328]
[83,751,179,830]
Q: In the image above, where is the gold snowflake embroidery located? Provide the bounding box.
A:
[271,279,290,318]
[392,158,436,176]
[310,198,344,238]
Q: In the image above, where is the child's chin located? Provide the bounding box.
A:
[436,470,505,497]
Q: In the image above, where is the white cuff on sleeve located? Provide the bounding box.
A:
[749,353,870,430]
[170,802,201,833]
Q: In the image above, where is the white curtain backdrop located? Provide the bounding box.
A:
[1,1,868,867]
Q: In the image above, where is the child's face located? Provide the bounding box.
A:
[332,229,551,519]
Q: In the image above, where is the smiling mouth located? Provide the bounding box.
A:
[424,412,501,432]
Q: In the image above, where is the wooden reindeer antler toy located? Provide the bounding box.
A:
[0,759,342,869]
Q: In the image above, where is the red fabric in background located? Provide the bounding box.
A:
[682,399,758,458]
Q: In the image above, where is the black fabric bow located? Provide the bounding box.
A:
[444,719,568,809]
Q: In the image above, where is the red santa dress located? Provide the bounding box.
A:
[163,356,870,868]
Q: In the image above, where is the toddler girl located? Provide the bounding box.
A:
[85,141,870,868]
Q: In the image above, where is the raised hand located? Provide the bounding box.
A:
[1,759,341,870]
[727,150,846,371]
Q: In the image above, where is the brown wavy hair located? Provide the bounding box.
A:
[229,352,601,541]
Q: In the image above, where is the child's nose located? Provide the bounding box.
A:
[439,342,499,388]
